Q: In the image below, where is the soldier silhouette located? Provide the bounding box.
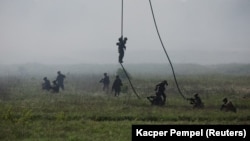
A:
[112,75,123,96]
[187,93,204,109]
[56,71,66,90]
[220,98,237,113]
[42,77,51,91]
[147,80,168,106]
[155,80,168,105]
[116,36,128,63]
[99,73,110,92]
[51,80,59,93]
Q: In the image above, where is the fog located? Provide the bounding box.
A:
[1,0,250,65]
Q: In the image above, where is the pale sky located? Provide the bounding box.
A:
[0,0,249,65]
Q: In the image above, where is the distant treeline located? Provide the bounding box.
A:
[0,63,250,77]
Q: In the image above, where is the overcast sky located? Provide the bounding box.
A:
[0,0,249,65]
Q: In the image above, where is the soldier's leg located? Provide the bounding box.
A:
[115,90,118,96]
[162,93,166,103]
[147,96,155,104]
[61,84,64,90]
[119,52,124,63]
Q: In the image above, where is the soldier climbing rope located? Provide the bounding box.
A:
[116,0,189,100]
[116,0,140,99]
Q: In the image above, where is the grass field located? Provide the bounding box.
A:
[0,73,250,141]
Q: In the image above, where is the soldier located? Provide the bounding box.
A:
[99,73,110,92]
[112,75,123,96]
[147,95,164,106]
[56,71,66,90]
[155,80,168,105]
[116,36,128,63]
[187,93,204,109]
[42,77,51,91]
[147,80,168,106]
[51,80,59,93]
[220,98,237,113]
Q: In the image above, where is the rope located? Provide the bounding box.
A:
[121,0,124,36]
[119,0,140,99]
[120,63,140,99]
[148,0,186,99]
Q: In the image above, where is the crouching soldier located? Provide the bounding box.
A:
[42,77,51,91]
[187,93,204,109]
[51,80,59,93]
[220,98,237,113]
[147,95,164,106]
[147,80,168,106]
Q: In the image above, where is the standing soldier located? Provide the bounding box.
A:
[99,72,110,93]
[112,75,123,96]
[56,71,66,91]
[116,36,128,63]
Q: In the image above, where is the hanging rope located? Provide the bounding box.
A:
[121,0,124,36]
[119,0,140,99]
[148,0,186,99]
[120,63,140,99]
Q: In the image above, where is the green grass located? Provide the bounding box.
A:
[0,74,250,140]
